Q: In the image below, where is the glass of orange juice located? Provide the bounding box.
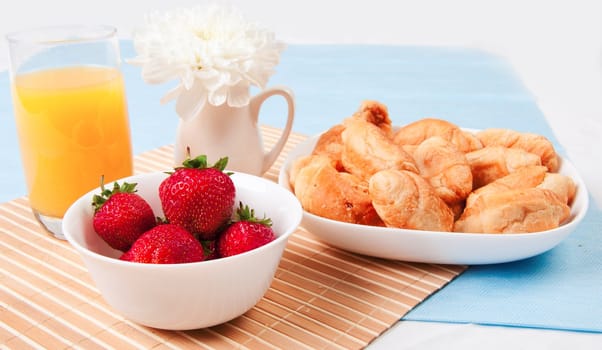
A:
[6,25,133,239]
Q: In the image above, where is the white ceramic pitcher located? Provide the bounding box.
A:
[174,86,295,175]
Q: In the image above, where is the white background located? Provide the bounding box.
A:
[2,0,601,348]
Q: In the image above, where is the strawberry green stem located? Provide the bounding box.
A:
[92,176,139,212]
[234,202,272,227]
[180,153,229,172]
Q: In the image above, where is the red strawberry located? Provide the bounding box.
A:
[218,202,276,258]
[159,155,235,240]
[92,180,156,252]
[120,224,205,264]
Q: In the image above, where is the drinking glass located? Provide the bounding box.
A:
[6,25,133,239]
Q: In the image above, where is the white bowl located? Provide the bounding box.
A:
[63,171,302,330]
[278,134,589,265]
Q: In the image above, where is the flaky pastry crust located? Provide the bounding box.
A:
[393,118,482,153]
[477,128,559,172]
[466,146,542,189]
[291,155,384,226]
[454,188,570,233]
[341,117,417,180]
[369,169,454,231]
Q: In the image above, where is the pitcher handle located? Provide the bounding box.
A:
[249,86,295,175]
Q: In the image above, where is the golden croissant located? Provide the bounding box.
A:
[288,100,575,236]
[341,116,418,181]
[369,169,454,231]
[393,118,482,153]
[466,146,542,189]
[477,128,559,172]
[537,172,577,205]
[291,154,384,226]
[410,136,473,206]
[312,123,346,171]
[312,100,394,172]
[466,165,548,208]
[352,100,393,136]
[454,187,570,233]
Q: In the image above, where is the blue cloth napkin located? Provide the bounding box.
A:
[404,205,602,333]
[2,42,600,332]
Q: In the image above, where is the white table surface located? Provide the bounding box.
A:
[2,1,601,348]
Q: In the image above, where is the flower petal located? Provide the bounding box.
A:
[175,82,207,121]
[131,4,285,109]
[160,83,185,104]
[227,81,251,107]
[141,59,180,84]
[208,86,228,106]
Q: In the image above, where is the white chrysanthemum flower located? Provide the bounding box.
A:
[129,5,286,120]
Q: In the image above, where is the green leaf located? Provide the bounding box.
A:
[91,176,138,212]
[234,201,272,227]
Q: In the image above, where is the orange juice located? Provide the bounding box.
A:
[11,66,133,218]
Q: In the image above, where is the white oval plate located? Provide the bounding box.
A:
[278,133,589,265]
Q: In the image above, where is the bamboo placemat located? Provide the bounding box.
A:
[1,126,466,349]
